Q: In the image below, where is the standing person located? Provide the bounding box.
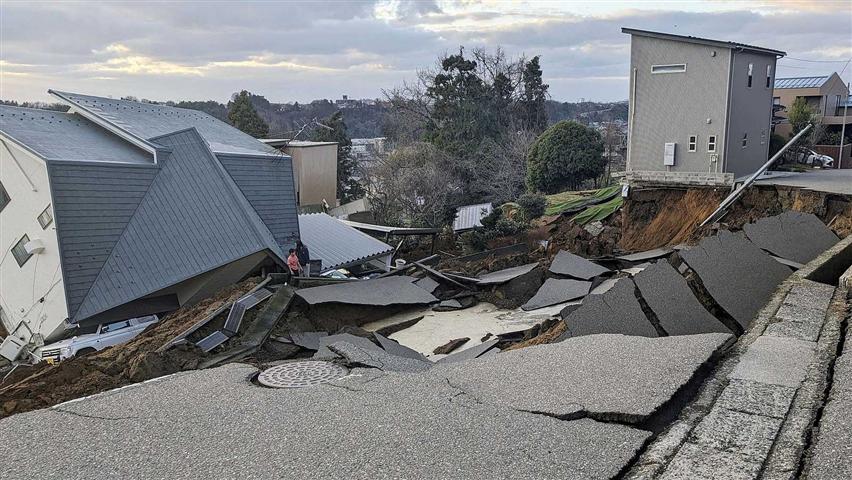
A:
[287,249,302,281]
[296,240,311,277]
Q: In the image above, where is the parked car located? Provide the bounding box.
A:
[795,149,834,168]
[35,315,159,363]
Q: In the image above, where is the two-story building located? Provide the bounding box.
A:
[772,73,851,138]
[623,28,785,184]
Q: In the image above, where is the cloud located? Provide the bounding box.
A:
[0,1,849,103]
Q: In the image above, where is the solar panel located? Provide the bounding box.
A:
[196,330,230,353]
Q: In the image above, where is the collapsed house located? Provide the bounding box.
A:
[0,91,300,351]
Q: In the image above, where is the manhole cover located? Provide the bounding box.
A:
[257,361,348,388]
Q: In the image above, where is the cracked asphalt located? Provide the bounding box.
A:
[0,333,732,480]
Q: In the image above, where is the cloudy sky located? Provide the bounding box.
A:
[2,1,850,104]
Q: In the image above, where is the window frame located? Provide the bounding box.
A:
[742,133,748,148]
[766,65,772,88]
[688,135,697,152]
[708,135,717,153]
[747,63,754,88]
[37,204,53,229]
[11,234,32,267]
[0,181,9,214]
[651,63,687,74]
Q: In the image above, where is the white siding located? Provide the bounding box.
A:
[0,138,69,342]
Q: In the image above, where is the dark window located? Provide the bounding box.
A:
[708,135,717,153]
[742,133,748,148]
[688,135,697,152]
[747,63,753,88]
[38,204,53,229]
[0,181,9,213]
[766,65,772,88]
[11,235,32,267]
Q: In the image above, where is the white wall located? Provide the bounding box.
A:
[0,138,69,343]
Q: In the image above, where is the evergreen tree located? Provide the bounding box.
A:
[526,121,605,193]
[227,90,269,138]
[519,56,549,133]
[312,111,364,203]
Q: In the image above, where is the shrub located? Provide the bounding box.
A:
[517,193,547,220]
[526,120,605,193]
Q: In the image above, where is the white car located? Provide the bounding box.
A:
[36,315,159,363]
[796,149,834,168]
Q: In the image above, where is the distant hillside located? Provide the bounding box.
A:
[1,96,629,139]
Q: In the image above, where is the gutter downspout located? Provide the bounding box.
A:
[627,66,637,173]
[840,82,850,167]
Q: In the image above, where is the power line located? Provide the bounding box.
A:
[784,57,851,63]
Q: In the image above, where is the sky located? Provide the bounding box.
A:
[1,0,851,104]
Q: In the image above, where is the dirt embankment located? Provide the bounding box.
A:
[0,279,260,418]
[620,185,852,252]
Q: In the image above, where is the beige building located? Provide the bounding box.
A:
[263,139,338,208]
[773,73,851,138]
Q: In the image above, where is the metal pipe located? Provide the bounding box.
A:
[839,82,849,167]
[700,124,812,227]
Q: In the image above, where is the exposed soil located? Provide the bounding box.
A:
[0,278,260,418]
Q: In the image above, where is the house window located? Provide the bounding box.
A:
[747,63,753,87]
[37,204,53,229]
[773,97,781,105]
[0,181,9,213]
[766,65,772,88]
[742,133,748,148]
[708,135,717,153]
[11,235,32,267]
[688,135,697,152]
[651,64,686,74]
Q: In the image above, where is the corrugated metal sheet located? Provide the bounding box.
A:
[298,213,393,271]
[453,203,493,232]
[72,128,286,322]
[0,105,152,163]
[218,153,300,248]
[47,161,159,319]
[774,76,829,89]
[51,91,277,156]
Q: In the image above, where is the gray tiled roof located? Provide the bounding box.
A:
[0,105,152,164]
[50,90,277,155]
[774,76,829,89]
[69,128,286,322]
[298,213,393,271]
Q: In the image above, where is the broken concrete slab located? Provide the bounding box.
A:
[433,337,469,355]
[660,441,763,480]
[743,211,839,265]
[728,336,816,388]
[679,230,791,331]
[313,333,383,359]
[6,363,651,479]
[434,333,732,421]
[296,276,438,306]
[808,376,852,479]
[617,247,674,263]
[289,331,328,350]
[714,379,797,419]
[521,278,591,311]
[589,277,618,295]
[327,342,432,373]
[633,261,731,336]
[475,263,540,285]
[373,333,430,362]
[413,276,440,293]
[771,255,805,270]
[433,299,462,311]
[687,406,784,460]
[558,278,658,341]
[549,250,610,280]
[436,339,500,365]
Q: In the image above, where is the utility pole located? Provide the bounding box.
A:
[839,81,849,168]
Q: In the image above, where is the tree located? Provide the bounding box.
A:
[367,142,460,228]
[518,56,549,133]
[787,97,815,136]
[227,90,269,138]
[526,121,605,193]
[311,111,365,203]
